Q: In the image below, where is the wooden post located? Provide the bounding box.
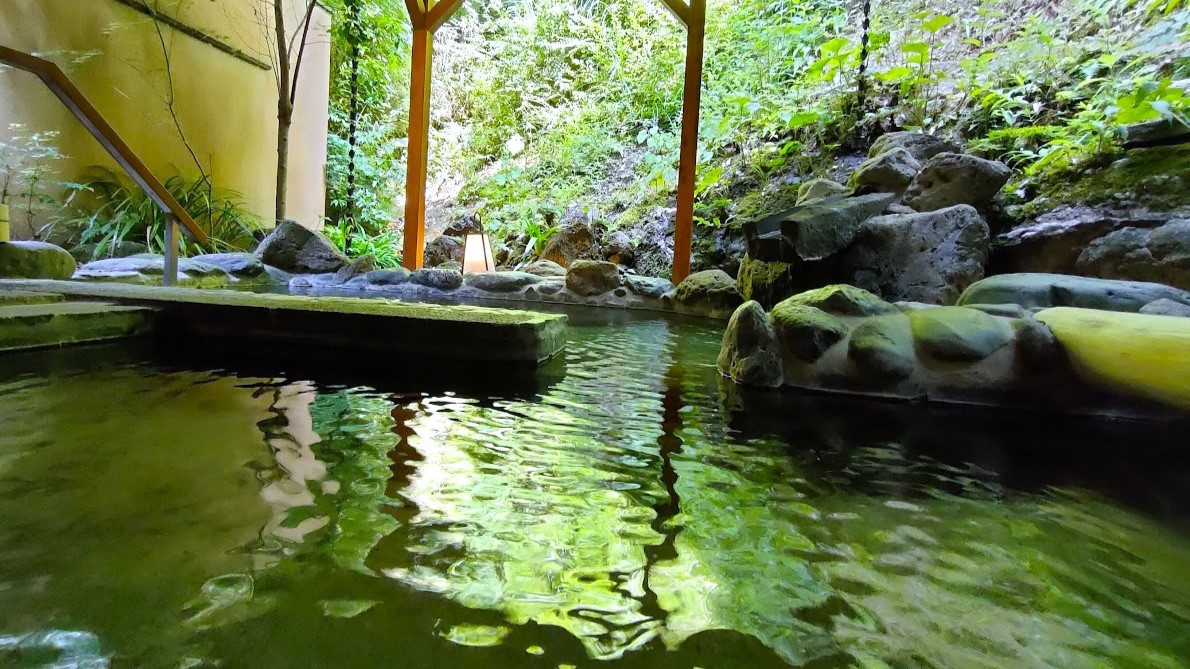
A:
[672,0,705,284]
[163,217,180,286]
[402,25,433,270]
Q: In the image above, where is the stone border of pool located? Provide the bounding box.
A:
[0,280,567,365]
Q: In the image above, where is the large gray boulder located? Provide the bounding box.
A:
[957,273,1190,312]
[843,204,991,304]
[624,274,674,298]
[540,220,601,268]
[674,269,744,316]
[0,241,76,280]
[786,192,898,260]
[904,153,1011,212]
[869,132,960,161]
[1075,219,1189,291]
[992,205,1175,274]
[1140,298,1190,317]
[565,259,622,296]
[718,301,784,387]
[424,235,463,267]
[254,220,348,273]
[849,148,921,194]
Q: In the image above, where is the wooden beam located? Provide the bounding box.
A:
[0,45,207,245]
[404,0,425,28]
[427,0,466,32]
[402,27,434,270]
[658,0,690,24]
[671,0,705,284]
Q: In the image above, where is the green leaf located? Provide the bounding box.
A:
[922,15,954,33]
[876,66,914,82]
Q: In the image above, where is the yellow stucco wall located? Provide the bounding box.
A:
[0,0,330,236]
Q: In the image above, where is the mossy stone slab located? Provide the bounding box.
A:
[780,285,899,317]
[848,314,916,380]
[0,302,155,352]
[1036,307,1190,411]
[0,280,567,365]
[909,306,1014,361]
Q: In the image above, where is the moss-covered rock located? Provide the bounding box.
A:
[0,241,77,280]
[780,284,899,316]
[674,269,743,315]
[1024,144,1190,214]
[1036,307,1190,411]
[909,306,1014,361]
[769,301,848,362]
[736,253,798,309]
[408,268,464,290]
[796,178,849,205]
[718,301,783,387]
[847,314,916,380]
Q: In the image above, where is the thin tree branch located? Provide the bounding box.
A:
[289,0,319,105]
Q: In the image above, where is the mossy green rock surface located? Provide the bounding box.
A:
[848,315,916,380]
[718,301,783,387]
[796,178,849,205]
[781,284,899,317]
[909,307,1015,361]
[674,269,743,314]
[736,254,798,309]
[0,242,76,280]
[769,301,848,362]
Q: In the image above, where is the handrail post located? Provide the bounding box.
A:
[163,218,179,286]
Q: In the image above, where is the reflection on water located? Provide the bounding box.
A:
[0,310,1187,668]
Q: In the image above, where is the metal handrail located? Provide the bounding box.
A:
[0,44,208,284]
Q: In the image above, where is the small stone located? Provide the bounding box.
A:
[408,268,463,290]
[869,132,960,161]
[464,271,542,292]
[780,285,899,316]
[796,178,850,205]
[718,301,784,387]
[1014,317,1061,365]
[674,269,744,315]
[1139,298,1190,317]
[769,301,849,362]
[333,254,376,284]
[566,259,622,296]
[848,315,916,380]
[522,259,568,277]
[909,306,1014,361]
[624,274,675,298]
[365,267,411,285]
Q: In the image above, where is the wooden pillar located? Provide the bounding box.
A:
[402,25,434,270]
[671,0,705,284]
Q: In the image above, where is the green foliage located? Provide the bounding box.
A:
[324,222,403,268]
[326,0,1190,256]
[48,168,262,259]
[0,124,64,233]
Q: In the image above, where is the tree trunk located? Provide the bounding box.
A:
[273,0,291,224]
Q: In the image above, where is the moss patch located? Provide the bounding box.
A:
[769,302,848,362]
[1022,144,1190,216]
[781,285,899,317]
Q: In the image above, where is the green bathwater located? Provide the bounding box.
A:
[0,307,1186,668]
